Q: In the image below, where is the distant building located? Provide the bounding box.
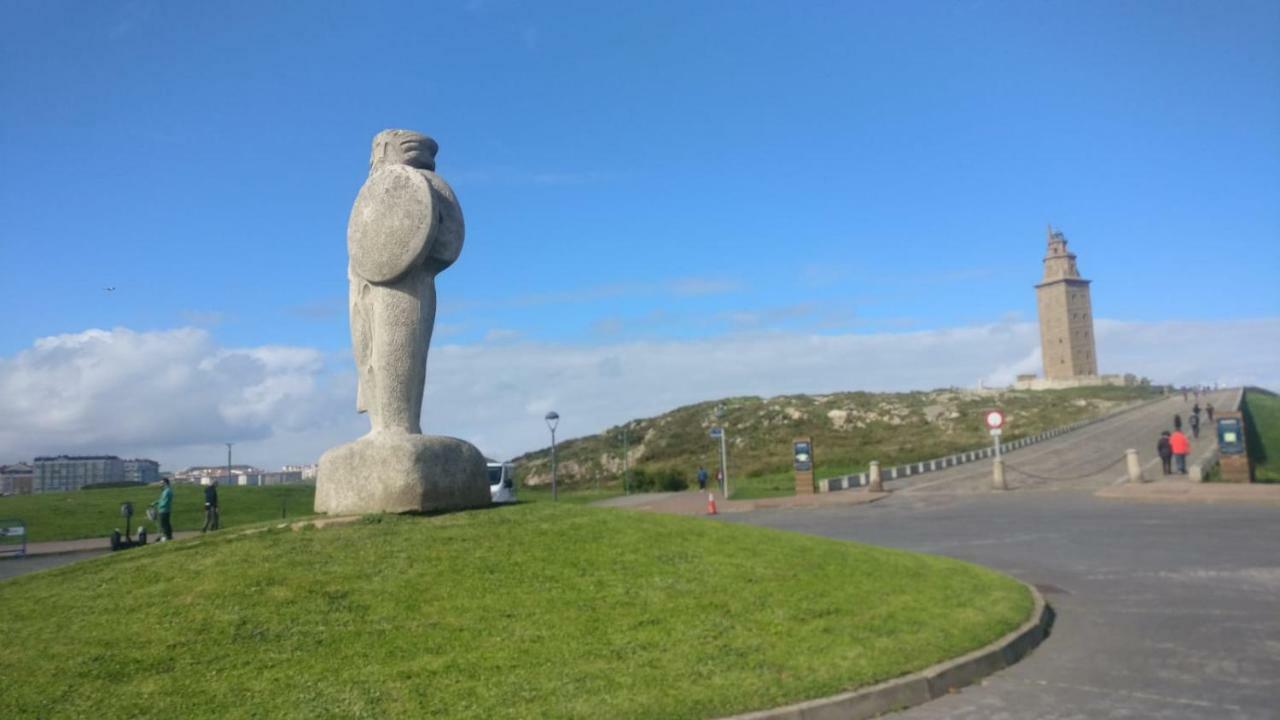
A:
[261,471,304,486]
[0,463,35,495]
[122,459,160,485]
[33,455,125,492]
[174,465,261,485]
[171,465,305,486]
[1035,225,1098,380]
[283,463,318,481]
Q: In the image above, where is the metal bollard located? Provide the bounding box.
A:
[992,458,1007,490]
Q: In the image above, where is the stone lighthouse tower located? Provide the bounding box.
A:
[1036,225,1098,379]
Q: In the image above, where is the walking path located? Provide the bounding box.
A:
[20,530,201,557]
[595,487,889,515]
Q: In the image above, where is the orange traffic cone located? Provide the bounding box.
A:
[707,492,718,515]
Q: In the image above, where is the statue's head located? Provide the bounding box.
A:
[370,129,438,171]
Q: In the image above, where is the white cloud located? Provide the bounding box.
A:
[0,328,355,470]
[2,318,1276,471]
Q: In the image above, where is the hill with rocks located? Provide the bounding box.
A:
[514,384,1160,490]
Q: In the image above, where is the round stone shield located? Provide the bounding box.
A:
[348,165,437,283]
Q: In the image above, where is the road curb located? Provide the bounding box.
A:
[719,582,1054,720]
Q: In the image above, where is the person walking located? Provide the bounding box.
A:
[1173,413,1183,431]
[202,480,220,532]
[1192,403,1202,420]
[1189,412,1201,439]
[1206,403,1215,422]
[150,478,174,541]
[1156,432,1173,475]
[696,466,708,492]
[1170,429,1191,475]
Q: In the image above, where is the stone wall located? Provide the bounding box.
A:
[1012,373,1137,391]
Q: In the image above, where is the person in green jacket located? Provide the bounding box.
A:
[150,478,174,541]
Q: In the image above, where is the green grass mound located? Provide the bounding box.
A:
[0,504,1031,719]
[0,484,316,542]
[1243,387,1279,482]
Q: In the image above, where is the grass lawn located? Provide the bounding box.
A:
[517,485,626,505]
[1243,388,1280,482]
[0,503,1032,720]
[0,484,316,542]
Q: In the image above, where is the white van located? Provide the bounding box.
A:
[487,462,517,504]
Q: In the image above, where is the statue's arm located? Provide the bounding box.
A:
[349,266,374,415]
[421,172,464,273]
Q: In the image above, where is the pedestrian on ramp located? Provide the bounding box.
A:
[1157,431,1173,476]
[1169,429,1191,475]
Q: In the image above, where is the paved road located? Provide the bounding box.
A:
[891,391,1234,495]
[727,391,1280,719]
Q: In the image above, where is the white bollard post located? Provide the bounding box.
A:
[992,458,1007,490]
[1126,448,1144,484]
[868,461,882,492]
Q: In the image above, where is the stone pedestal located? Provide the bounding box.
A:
[793,437,814,495]
[316,433,490,514]
[794,469,814,495]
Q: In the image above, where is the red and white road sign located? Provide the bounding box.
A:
[984,409,1005,430]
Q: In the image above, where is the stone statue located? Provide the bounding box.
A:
[316,130,489,515]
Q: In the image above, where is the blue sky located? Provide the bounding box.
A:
[1,1,1277,468]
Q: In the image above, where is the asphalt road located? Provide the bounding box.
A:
[727,391,1280,719]
[892,391,1235,494]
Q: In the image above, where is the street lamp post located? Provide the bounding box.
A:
[225,443,233,486]
[622,425,630,495]
[711,407,732,497]
[711,404,730,498]
[545,411,560,501]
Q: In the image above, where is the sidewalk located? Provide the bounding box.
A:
[19,530,201,557]
[595,488,890,515]
[17,514,360,557]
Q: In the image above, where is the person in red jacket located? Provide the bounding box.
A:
[1169,429,1191,475]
